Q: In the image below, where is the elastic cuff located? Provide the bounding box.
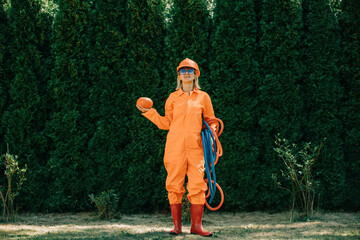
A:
[142,108,156,116]
[188,196,206,205]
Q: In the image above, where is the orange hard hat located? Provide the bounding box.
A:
[177,58,200,77]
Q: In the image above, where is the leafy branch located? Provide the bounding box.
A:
[1,146,27,222]
[273,134,325,221]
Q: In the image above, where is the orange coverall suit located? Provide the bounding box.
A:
[142,88,215,205]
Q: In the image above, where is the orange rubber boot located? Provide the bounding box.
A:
[190,204,213,237]
[169,204,182,235]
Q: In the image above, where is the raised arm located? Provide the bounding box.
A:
[142,97,173,130]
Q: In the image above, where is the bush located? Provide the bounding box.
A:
[89,190,119,220]
[273,135,325,221]
[0,148,27,222]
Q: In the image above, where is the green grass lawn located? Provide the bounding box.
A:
[0,211,359,239]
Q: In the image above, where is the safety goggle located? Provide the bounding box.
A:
[179,68,195,75]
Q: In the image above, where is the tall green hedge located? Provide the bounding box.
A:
[0,0,9,155]
[302,0,345,209]
[257,0,304,210]
[210,0,262,211]
[45,0,91,211]
[0,0,358,213]
[1,0,52,211]
[339,0,360,210]
[86,0,128,211]
[122,0,167,213]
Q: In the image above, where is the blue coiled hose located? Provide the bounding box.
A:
[201,120,217,204]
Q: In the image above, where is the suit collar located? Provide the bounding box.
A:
[176,88,199,96]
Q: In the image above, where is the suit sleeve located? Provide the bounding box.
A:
[203,93,216,122]
[142,96,173,130]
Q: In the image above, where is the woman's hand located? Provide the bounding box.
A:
[211,124,217,133]
[136,104,150,113]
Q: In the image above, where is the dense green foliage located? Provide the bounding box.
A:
[338,0,360,210]
[45,0,91,211]
[86,0,128,212]
[123,0,167,213]
[0,0,359,213]
[302,0,344,208]
[0,0,9,155]
[210,0,261,211]
[1,0,52,211]
[257,0,304,209]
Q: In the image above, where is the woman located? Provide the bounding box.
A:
[136,58,215,237]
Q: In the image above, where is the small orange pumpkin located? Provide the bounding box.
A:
[137,97,153,109]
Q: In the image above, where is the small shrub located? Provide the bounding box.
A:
[0,148,27,222]
[273,135,325,221]
[89,190,119,220]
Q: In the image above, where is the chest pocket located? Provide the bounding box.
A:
[191,107,203,119]
[190,103,204,131]
[190,97,203,119]
[173,100,186,119]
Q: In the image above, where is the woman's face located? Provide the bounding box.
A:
[178,68,196,83]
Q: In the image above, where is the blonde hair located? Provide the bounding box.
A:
[176,74,201,90]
